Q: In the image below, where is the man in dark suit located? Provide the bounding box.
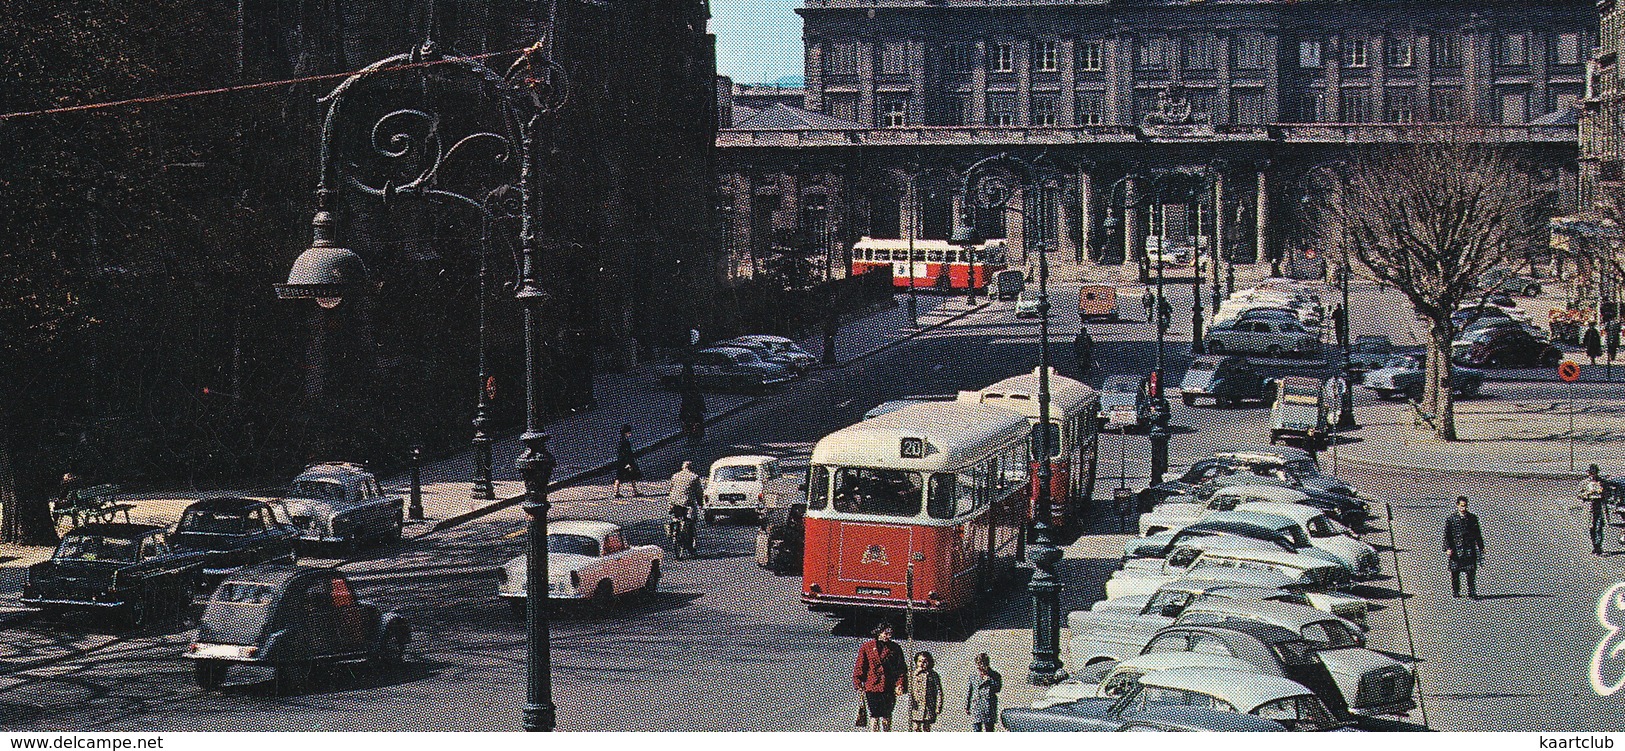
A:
[1444,496,1486,599]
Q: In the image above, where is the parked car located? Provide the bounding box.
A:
[657,346,796,393]
[703,455,799,524]
[1269,376,1330,448]
[1078,283,1120,321]
[1478,269,1543,297]
[1107,546,1368,623]
[1098,375,1152,431]
[1206,317,1321,358]
[1450,304,1529,332]
[187,564,410,693]
[279,462,404,551]
[1361,353,1485,400]
[1123,514,1348,572]
[497,520,663,616]
[1343,335,1396,375]
[1179,355,1274,407]
[1014,291,1042,318]
[1037,666,1353,731]
[1004,684,1287,731]
[1452,326,1562,368]
[1083,576,1317,618]
[171,497,300,585]
[1209,446,1361,501]
[723,335,817,371]
[1235,503,1380,578]
[994,268,1025,301]
[1141,483,1330,535]
[1139,453,1366,526]
[715,338,805,374]
[21,523,206,626]
[1038,651,1269,708]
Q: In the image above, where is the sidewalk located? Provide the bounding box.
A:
[1336,396,1625,478]
[0,293,989,572]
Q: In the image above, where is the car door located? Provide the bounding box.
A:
[327,575,372,656]
[299,578,339,657]
[241,507,271,564]
[599,532,635,592]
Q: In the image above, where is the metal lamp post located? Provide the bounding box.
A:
[1336,255,1358,429]
[961,153,1065,685]
[275,34,569,732]
[1148,171,1171,486]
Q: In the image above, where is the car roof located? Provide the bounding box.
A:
[296,463,372,481]
[222,563,331,588]
[1168,617,1304,645]
[699,346,752,356]
[62,523,164,539]
[730,335,792,344]
[1212,446,1313,463]
[1160,578,1290,597]
[1198,547,1337,571]
[1235,502,1318,524]
[185,496,269,513]
[1182,597,1341,632]
[711,455,776,468]
[1113,651,1259,676]
[1137,667,1312,709]
[1210,484,1311,502]
[1126,705,1287,732]
[1198,511,1294,532]
[549,520,621,539]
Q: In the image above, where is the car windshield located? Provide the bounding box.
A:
[179,509,256,534]
[1304,515,1341,537]
[547,534,601,557]
[55,534,139,563]
[212,581,278,605]
[1300,620,1362,648]
[713,465,759,482]
[1270,639,1323,665]
[1282,459,1319,478]
[832,468,922,517]
[289,480,347,502]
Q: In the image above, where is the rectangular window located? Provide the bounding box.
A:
[987,93,1016,126]
[831,468,921,517]
[1343,39,1368,68]
[1236,34,1267,70]
[1554,90,1580,114]
[1498,32,1529,66]
[881,98,908,127]
[992,42,1014,72]
[1385,37,1414,67]
[1185,35,1217,70]
[1430,88,1462,121]
[1556,32,1582,66]
[945,43,973,73]
[1433,34,1461,68]
[945,95,971,126]
[1299,40,1322,68]
[1338,89,1371,122]
[825,94,857,122]
[1234,89,1265,124]
[1080,40,1104,71]
[1031,95,1058,126]
[1295,92,1324,122]
[880,42,908,75]
[1499,90,1527,124]
[1138,37,1168,69]
[1077,92,1105,125]
[1035,40,1059,72]
[826,42,857,75]
[1387,91,1415,123]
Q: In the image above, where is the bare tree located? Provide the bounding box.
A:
[1315,143,1546,440]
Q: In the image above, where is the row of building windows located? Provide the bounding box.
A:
[824,32,1586,76]
[832,86,1578,127]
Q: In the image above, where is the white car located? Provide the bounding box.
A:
[1234,502,1380,579]
[703,455,799,524]
[1139,484,1306,536]
[1106,545,1369,625]
[497,520,662,615]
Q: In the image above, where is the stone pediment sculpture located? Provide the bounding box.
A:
[1141,83,1214,139]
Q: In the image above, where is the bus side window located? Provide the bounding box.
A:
[927,474,956,519]
[956,470,977,515]
[806,466,830,510]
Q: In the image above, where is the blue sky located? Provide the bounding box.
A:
[712,0,804,84]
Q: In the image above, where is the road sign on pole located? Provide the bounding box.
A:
[1559,360,1581,471]
[1560,360,1582,383]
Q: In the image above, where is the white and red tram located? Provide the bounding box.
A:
[850,237,1009,291]
[966,368,1101,529]
[801,401,1030,614]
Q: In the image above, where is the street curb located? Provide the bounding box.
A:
[424,396,762,534]
[1332,452,1586,481]
[815,300,992,372]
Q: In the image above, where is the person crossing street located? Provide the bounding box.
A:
[1444,496,1486,599]
[1584,464,1609,556]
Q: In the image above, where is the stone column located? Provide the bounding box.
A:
[1532,31,1551,120]
[1079,168,1097,263]
[1417,34,1433,120]
[806,39,825,113]
[858,38,876,126]
[1255,168,1272,266]
[972,40,989,125]
[1060,39,1078,126]
[1264,34,1282,123]
[1110,32,1135,125]
[1373,33,1388,122]
[1124,175,1144,262]
[1465,24,1491,123]
[1217,33,1234,124]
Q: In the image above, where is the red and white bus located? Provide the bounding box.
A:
[966,368,1101,529]
[850,237,1009,291]
[801,401,1030,614]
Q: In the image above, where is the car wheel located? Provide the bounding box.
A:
[644,562,661,595]
[590,580,615,613]
[274,662,311,696]
[372,627,408,670]
[1458,380,1480,397]
[1181,394,1196,407]
[508,598,527,620]
[124,590,149,629]
[1542,350,1562,367]
[194,660,228,691]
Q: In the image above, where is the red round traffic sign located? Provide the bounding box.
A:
[1559,360,1581,383]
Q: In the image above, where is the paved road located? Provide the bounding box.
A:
[2,280,1619,731]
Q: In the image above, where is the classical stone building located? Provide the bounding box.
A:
[1582,0,1624,211]
[718,0,1591,280]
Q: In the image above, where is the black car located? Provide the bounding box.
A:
[172,497,300,585]
[1179,356,1274,408]
[187,565,411,693]
[1452,325,1562,368]
[1131,620,1355,720]
[1137,461,1367,526]
[21,523,206,626]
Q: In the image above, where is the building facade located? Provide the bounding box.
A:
[719,0,1590,279]
[1582,0,1623,212]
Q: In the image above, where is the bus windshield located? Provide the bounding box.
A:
[831,468,922,517]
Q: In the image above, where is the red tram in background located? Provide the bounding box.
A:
[800,401,1030,614]
[850,237,1009,291]
[966,368,1101,529]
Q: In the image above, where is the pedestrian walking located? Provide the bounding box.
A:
[679,388,707,445]
[1586,323,1604,365]
[906,651,944,732]
[1141,287,1155,321]
[668,461,703,557]
[613,424,642,497]
[1608,321,1620,365]
[853,623,907,732]
[1156,297,1173,334]
[965,653,1002,732]
[1332,304,1349,349]
[1444,496,1486,599]
[1584,464,1609,556]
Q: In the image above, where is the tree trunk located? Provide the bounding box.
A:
[1428,320,1458,441]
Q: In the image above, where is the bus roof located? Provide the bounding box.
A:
[965,368,1098,420]
[852,237,959,251]
[810,401,1031,472]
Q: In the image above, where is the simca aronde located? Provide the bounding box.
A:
[279,462,405,550]
[172,497,300,585]
[187,565,410,693]
[497,520,663,616]
[22,523,206,626]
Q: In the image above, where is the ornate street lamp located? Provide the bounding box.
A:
[962,152,1066,685]
[275,33,570,732]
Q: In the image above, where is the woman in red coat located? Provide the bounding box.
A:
[853,623,907,731]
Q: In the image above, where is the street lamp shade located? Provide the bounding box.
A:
[275,214,369,304]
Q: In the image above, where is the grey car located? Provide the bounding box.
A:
[1098,374,1151,430]
[658,346,795,392]
[279,462,405,551]
[1343,335,1396,375]
[1361,353,1483,401]
[1206,317,1322,358]
[1003,696,1286,732]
